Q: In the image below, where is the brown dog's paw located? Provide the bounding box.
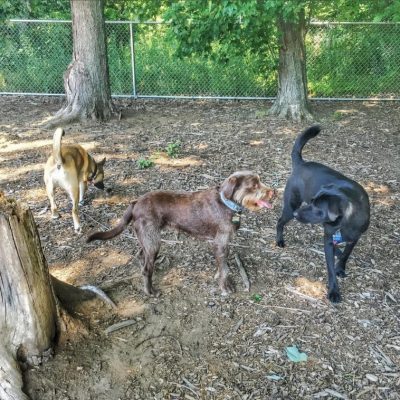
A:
[143,280,160,298]
[220,278,235,296]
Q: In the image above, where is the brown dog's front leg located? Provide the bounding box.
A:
[324,231,341,303]
[213,232,234,295]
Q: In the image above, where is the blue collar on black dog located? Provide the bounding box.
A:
[219,191,244,213]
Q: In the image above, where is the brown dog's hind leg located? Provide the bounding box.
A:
[135,221,161,297]
[213,231,234,295]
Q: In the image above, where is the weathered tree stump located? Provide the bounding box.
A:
[0,193,102,399]
[0,194,57,399]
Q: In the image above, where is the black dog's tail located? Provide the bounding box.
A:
[291,125,321,166]
[86,201,137,242]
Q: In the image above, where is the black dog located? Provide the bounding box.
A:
[276,125,370,303]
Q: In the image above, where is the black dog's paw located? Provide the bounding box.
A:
[335,268,346,278]
[327,288,342,303]
[276,239,285,248]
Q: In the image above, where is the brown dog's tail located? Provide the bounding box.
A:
[86,201,136,243]
[53,127,65,167]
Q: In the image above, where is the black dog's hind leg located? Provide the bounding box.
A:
[324,231,341,303]
[276,211,293,247]
[335,239,358,278]
[276,189,301,248]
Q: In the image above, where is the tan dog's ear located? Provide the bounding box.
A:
[221,176,237,199]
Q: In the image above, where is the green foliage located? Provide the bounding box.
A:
[137,158,154,169]
[165,141,181,158]
[252,293,263,303]
[306,23,400,97]
[1,0,399,99]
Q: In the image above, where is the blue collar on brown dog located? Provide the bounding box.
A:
[219,191,244,213]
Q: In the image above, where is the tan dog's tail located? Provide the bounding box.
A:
[86,201,136,243]
[53,127,65,166]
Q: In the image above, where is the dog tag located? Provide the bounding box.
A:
[333,230,343,245]
[232,213,241,226]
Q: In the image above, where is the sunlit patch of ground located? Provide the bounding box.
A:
[152,152,203,168]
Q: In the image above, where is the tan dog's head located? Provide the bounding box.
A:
[91,157,106,190]
[220,171,275,212]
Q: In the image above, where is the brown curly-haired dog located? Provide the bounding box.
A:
[87,171,275,296]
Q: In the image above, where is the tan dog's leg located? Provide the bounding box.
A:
[213,231,234,295]
[79,180,87,205]
[64,176,81,233]
[45,179,60,219]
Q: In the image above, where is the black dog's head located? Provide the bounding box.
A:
[293,184,348,224]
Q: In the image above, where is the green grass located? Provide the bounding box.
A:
[165,141,181,158]
[137,158,154,169]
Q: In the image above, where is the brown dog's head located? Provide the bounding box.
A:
[220,171,275,211]
[90,157,106,190]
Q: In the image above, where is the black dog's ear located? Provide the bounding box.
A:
[313,184,344,222]
[327,205,340,222]
[221,176,238,199]
[312,184,346,203]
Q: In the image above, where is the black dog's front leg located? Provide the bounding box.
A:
[335,239,358,278]
[324,232,341,303]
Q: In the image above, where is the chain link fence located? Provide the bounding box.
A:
[1,19,399,99]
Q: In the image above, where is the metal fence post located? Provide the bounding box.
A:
[129,22,137,98]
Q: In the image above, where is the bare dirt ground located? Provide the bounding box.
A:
[0,96,399,400]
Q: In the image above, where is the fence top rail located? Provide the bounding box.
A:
[310,21,400,26]
[6,18,167,25]
[5,18,400,26]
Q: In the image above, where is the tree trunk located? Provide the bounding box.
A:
[0,193,98,400]
[0,194,57,399]
[269,11,313,122]
[46,0,114,128]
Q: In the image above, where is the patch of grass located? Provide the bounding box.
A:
[252,293,263,303]
[137,158,154,169]
[333,110,345,120]
[255,109,268,118]
[165,141,181,158]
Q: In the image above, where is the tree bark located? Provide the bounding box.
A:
[0,194,98,400]
[269,11,313,122]
[0,195,57,399]
[45,0,114,128]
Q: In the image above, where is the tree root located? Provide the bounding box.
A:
[41,108,81,129]
[269,102,314,122]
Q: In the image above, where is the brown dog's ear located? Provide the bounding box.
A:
[221,176,238,199]
[98,157,106,165]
